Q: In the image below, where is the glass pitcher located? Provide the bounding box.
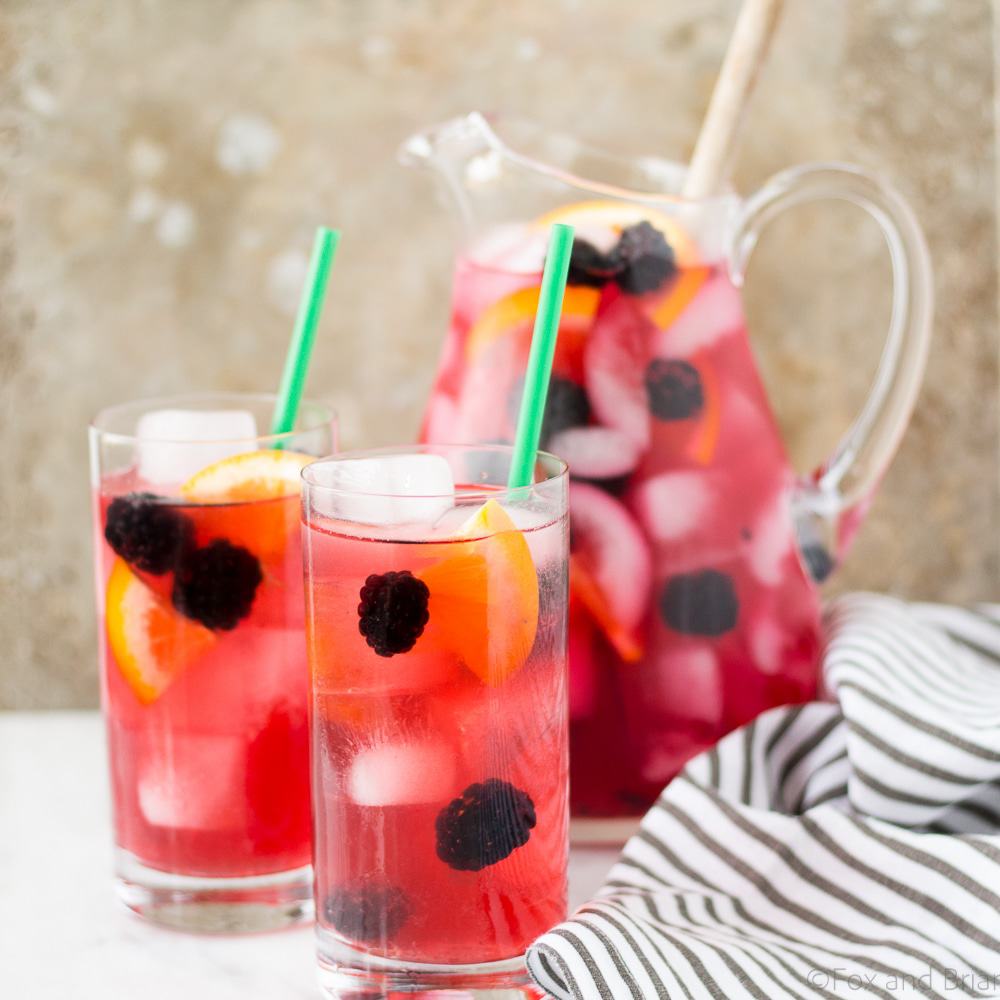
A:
[402,113,932,840]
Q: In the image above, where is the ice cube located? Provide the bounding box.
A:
[310,454,455,526]
[632,471,712,542]
[547,426,642,480]
[651,274,745,358]
[136,408,258,487]
[748,490,794,586]
[468,224,548,273]
[750,615,786,675]
[138,734,247,830]
[647,647,722,725]
[570,483,651,631]
[348,740,457,807]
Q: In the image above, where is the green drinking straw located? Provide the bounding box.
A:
[507,223,575,489]
[270,226,340,437]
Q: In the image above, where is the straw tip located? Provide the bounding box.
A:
[315,226,340,250]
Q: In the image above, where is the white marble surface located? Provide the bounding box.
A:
[0,712,618,998]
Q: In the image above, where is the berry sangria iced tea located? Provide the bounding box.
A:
[303,446,568,992]
[90,394,335,930]
[422,205,824,824]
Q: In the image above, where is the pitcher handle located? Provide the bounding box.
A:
[727,162,933,573]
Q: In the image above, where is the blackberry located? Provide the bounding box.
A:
[357,571,430,657]
[104,492,192,575]
[435,778,536,872]
[172,539,262,631]
[645,358,704,421]
[509,375,591,446]
[609,221,676,295]
[801,543,834,583]
[659,570,739,637]
[566,238,618,288]
[322,880,410,943]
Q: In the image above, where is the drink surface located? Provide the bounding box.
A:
[95,466,312,878]
[422,212,823,819]
[306,498,568,965]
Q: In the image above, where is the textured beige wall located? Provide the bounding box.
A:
[1,0,997,708]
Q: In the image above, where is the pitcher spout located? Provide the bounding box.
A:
[399,113,505,231]
[399,112,499,169]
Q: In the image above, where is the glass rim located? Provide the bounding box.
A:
[302,443,569,502]
[90,391,336,448]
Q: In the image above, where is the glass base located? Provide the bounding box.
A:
[317,928,543,998]
[115,849,313,933]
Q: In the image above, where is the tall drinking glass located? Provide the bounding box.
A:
[303,444,569,997]
[89,392,336,932]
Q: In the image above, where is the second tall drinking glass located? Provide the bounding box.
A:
[90,393,336,932]
[303,444,569,996]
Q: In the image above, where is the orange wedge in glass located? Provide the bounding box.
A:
[180,449,314,557]
[419,500,539,686]
[105,558,216,704]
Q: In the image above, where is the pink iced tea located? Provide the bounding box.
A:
[96,484,312,877]
[304,452,568,975]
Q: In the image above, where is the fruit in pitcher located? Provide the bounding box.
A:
[172,539,263,631]
[659,569,739,637]
[567,238,619,288]
[583,294,656,449]
[357,570,431,657]
[105,493,192,575]
[569,555,643,663]
[568,222,676,295]
[533,200,696,266]
[435,778,536,872]
[106,558,216,703]
[418,500,538,686]
[569,483,651,639]
[648,264,712,329]
[508,374,591,446]
[465,285,600,362]
[645,358,704,421]
[609,221,676,295]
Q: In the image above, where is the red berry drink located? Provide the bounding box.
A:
[90,394,335,931]
[303,446,568,994]
[421,206,823,829]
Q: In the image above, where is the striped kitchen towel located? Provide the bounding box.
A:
[528,594,1000,999]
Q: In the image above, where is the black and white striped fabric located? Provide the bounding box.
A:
[527,594,1000,999]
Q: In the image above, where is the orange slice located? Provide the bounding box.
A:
[106,558,216,704]
[648,264,712,329]
[689,354,722,466]
[180,449,314,558]
[465,285,601,361]
[418,500,539,686]
[180,449,313,502]
[533,200,699,267]
[569,555,643,663]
